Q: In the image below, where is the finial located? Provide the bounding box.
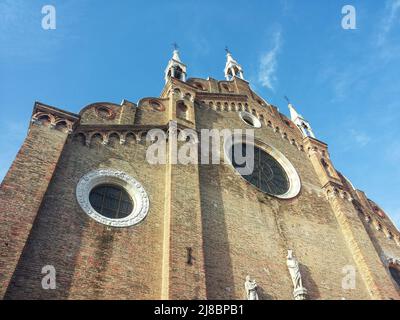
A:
[284,96,291,104]
[225,46,230,54]
[172,42,179,51]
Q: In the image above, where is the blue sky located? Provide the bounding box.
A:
[1,0,399,227]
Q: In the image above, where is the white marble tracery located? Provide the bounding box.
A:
[76,169,149,227]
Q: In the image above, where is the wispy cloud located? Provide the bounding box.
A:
[320,0,400,101]
[377,0,400,46]
[258,30,282,91]
[349,129,371,147]
[0,0,84,60]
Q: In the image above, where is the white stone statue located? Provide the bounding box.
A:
[244,275,259,300]
[286,250,307,300]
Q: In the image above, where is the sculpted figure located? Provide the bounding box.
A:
[286,250,307,300]
[244,275,259,300]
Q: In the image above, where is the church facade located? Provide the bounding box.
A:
[0,49,399,300]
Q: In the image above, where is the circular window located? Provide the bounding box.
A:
[89,184,133,219]
[224,135,301,199]
[95,106,115,120]
[149,100,165,112]
[76,169,149,227]
[239,111,261,128]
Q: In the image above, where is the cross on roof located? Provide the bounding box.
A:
[225,46,230,54]
[172,42,179,50]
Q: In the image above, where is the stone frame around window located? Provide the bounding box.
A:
[76,169,149,227]
[239,111,262,128]
[224,134,301,200]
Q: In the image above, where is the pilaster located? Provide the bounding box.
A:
[304,136,400,299]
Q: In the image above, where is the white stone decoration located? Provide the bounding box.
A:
[288,102,316,139]
[224,49,244,80]
[164,48,187,83]
[76,169,150,227]
[239,111,262,128]
[244,275,259,300]
[224,133,301,199]
[386,256,400,267]
[286,250,308,300]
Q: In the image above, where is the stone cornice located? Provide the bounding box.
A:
[33,101,80,122]
[31,101,80,133]
[75,124,168,132]
[160,77,199,97]
[195,92,248,102]
[303,136,328,148]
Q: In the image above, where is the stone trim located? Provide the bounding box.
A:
[324,183,353,202]
[223,133,302,200]
[76,169,150,227]
[239,111,262,128]
[31,102,79,134]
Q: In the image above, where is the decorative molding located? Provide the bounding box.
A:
[31,109,76,134]
[386,257,400,267]
[239,111,262,128]
[196,92,248,102]
[72,125,168,147]
[95,105,116,120]
[76,169,149,227]
[224,133,302,200]
[324,184,353,202]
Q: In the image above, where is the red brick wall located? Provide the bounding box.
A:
[0,124,69,298]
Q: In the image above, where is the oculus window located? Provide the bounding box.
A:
[230,143,290,196]
[89,184,133,219]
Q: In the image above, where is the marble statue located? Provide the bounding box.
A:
[286,249,308,300]
[244,275,259,300]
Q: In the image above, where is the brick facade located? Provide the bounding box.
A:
[0,73,399,300]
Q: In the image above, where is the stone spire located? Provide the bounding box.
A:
[287,100,316,139]
[165,44,187,83]
[224,47,244,81]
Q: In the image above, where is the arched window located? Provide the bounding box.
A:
[173,88,181,96]
[73,133,86,145]
[174,66,183,80]
[55,120,68,132]
[300,121,313,137]
[177,101,188,120]
[221,83,232,93]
